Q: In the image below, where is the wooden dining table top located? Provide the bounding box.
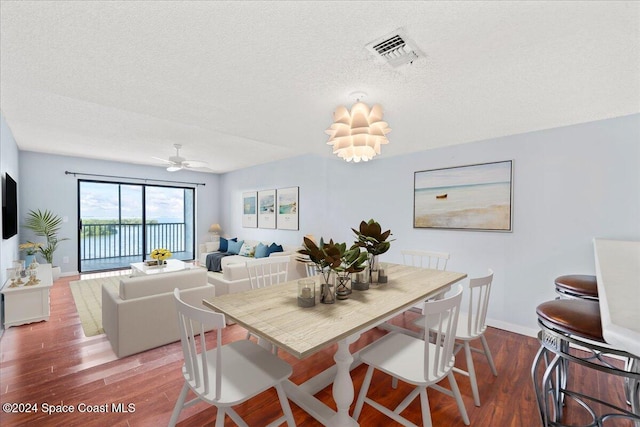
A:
[203,263,467,359]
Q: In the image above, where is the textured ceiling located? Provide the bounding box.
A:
[1,1,639,173]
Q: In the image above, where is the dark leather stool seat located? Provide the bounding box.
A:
[554,275,598,300]
[536,299,604,342]
[533,298,640,426]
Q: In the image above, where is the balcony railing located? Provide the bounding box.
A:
[80,223,186,261]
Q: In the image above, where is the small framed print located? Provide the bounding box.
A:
[242,191,257,228]
[277,187,299,230]
[258,189,276,229]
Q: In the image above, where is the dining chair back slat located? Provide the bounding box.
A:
[246,256,290,289]
[402,249,450,271]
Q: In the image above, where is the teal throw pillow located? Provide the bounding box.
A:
[219,237,229,252]
[267,243,284,256]
[219,237,237,253]
[227,239,244,255]
[254,242,269,258]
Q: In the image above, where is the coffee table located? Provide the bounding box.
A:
[130,259,187,276]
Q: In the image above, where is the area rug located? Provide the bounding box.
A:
[69,276,120,337]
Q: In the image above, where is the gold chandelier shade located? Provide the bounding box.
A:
[325,101,391,163]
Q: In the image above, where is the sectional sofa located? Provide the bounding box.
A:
[198,238,307,295]
[102,267,214,358]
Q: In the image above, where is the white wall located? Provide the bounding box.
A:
[1,113,21,332]
[1,114,20,279]
[18,152,221,275]
[220,114,640,335]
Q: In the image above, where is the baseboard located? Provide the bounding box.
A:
[60,271,79,277]
[486,317,539,338]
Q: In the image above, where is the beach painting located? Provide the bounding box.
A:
[414,160,513,231]
[277,186,299,230]
[258,189,276,229]
[242,191,257,228]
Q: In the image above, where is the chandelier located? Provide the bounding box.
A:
[325,93,391,162]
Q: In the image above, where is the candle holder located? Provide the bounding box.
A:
[297,279,316,307]
[335,272,352,300]
[25,268,40,286]
[352,271,369,291]
[378,263,388,283]
[7,268,19,288]
[13,260,25,285]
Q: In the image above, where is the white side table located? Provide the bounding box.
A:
[1,263,53,328]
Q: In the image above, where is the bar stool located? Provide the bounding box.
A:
[555,274,637,405]
[554,275,598,301]
[532,298,640,426]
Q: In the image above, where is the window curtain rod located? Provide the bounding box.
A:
[65,171,206,186]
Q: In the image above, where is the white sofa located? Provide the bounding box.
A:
[102,268,214,358]
[198,240,307,295]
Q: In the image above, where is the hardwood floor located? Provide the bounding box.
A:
[0,274,632,426]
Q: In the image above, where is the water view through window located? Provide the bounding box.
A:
[79,181,195,272]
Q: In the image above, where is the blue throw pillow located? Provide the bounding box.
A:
[254,242,269,258]
[267,243,284,256]
[227,239,244,255]
[218,237,237,253]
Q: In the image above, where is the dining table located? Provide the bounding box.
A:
[203,263,467,426]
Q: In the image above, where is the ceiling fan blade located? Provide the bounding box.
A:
[183,160,208,168]
[152,156,174,165]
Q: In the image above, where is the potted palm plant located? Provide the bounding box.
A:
[23,209,69,279]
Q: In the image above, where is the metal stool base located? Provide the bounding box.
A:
[532,321,640,427]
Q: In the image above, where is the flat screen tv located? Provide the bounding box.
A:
[3,173,18,239]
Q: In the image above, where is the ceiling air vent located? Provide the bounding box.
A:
[365,29,423,68]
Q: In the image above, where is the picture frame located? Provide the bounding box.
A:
[242,191,257,228]
[276,187,299,230]
[414,160,513,232]
[257,189,276,229]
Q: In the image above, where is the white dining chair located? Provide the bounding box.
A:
[402,249,450,313]
[246,256,290,289]
[353,284,470,427]
[305,262,320,277]
[415,269,498,407]
[402,249,450,271]
[245,256,290,353]
[169,288,295,427]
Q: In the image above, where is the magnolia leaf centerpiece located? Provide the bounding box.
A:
[352,219,394,283]
[299,237,368,301]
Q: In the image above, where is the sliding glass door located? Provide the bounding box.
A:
[78,180,195,272]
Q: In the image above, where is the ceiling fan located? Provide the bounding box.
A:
[153,144,208,172]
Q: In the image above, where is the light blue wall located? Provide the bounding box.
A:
[18,152,221,274]
[220,114,640,334]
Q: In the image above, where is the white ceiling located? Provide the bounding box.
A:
[1,1,638,173]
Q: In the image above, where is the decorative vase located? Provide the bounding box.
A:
[319,269,335,304]
[352,271,369,291]
[368,254,379,284]
[24,254,35,267]
[29,257,40,270]
[334,272,352,300]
